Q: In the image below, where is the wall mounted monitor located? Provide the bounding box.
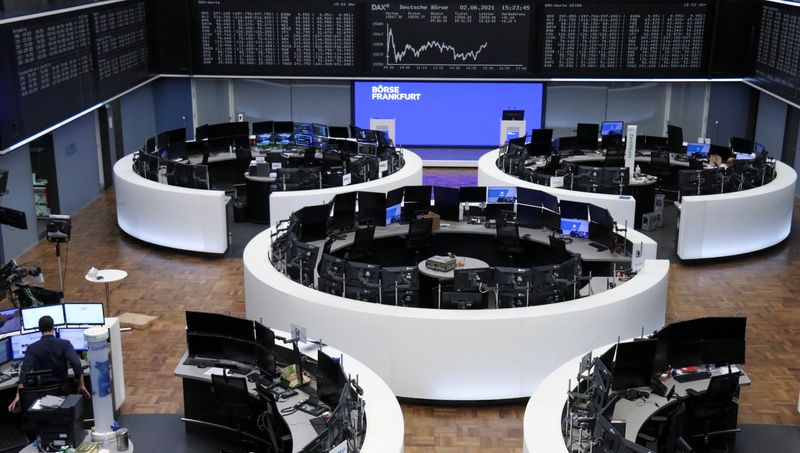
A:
[11,332,42,360]
[21,305,65,331]
[686,143,710,158]
[0,308,21,335]
[487,187,517,204]
[600,121,624,137]
[64,303,105,325]
[0,338,11,366]
[561,219,589,239]
[459,186,486,204]
[354,82,543,147]
[57,327,89,351]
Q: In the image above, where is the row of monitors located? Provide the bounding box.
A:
[0,303,105,335]
[133,153,211,190]
[290,185,615,242]
[184,311,347,408]
[0,327,92,365]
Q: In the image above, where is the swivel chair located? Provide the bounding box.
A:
[496,222,525,266]
[636,398,688,452]
[604,150,625,167]
[346,226,375,261]
[576,123,599,150]
[685,372,742,450]
[405,218,433,263]
[235,147,252,172]
[650,152,676,199]
[212,373,259,453]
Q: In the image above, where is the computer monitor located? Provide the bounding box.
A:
[494,267,532,289]
[432,186,460,221]
[319,254,347,281]
[328,126,349,138]
[254,321,276,376]
[485,203,514,221]
[559,200,588,220]
[589,204,613,227]
[517,187,543,207]
[380,267,419,291]
[540,192,559,213]
[57,327,88,351]
[219,316,256,343]
[385,203,401,226]
[561,219,589,239]
[251,121,274,135]
[12,332,43,360]
[686,142,710,159]
[0,308,21,335]
[487,187,517,204]
[667,125,683,152]
[296,204,332,242]
[440,291,486,310]
[63,303,105,325]
[0,338,11,366]
[357,191,386,226]
[459,186,487,203]
[612,339,658,390]
[185,311,228,336]
[186,332,225,360]
[600,121,624,137]
[529,129,553,156]
[21,305,65,331]
[224,338,256,366]
[542,209,561,231]
[454,268,494,291]
[317,350,346,407]
[331,192,357,233]
[0,207,27,230]
[576,123,599,149]
[404,185,432,208]
[255,133,272,146]
[345,261,381,287]
[516,204,542,228]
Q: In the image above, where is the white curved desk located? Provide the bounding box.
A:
[244,227,668,401]
[268,150,423,225]
[478,149,638,229]
[114,154,228,254]
[676,160,796,260]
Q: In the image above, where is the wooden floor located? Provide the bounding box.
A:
[5,189,800,452]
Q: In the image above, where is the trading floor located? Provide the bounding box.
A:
[5,168,799,453]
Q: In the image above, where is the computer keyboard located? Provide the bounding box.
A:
[0,424,29,452]
[0,374,11,384]
[673,371,712,383]
[296,400,328,417]
[310,416,328,435]
[182,357,218,368]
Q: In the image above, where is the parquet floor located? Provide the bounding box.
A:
[5,187,800,452]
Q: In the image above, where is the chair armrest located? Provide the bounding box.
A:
[637,433,657,443]
[685,388,703,398]
[649,415,668,423]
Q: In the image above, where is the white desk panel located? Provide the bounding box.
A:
[676,160,796,260]
[114,154,228,254]
[268,150,423,225]
[244,228,668,401]
[478,149,638,229]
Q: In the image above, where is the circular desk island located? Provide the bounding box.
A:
[244,225,669,402]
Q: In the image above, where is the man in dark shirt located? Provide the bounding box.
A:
[7,315,90,412]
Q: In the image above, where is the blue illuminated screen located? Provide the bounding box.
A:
[385,204,401,226]
[600,121,624,136]
[354,82,543,147]
[487,187,517,204]
[561,219,589,238]
[686,143,710,158]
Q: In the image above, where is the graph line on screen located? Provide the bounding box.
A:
[386,24,491,66]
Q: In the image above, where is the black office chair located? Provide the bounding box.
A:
[405,218,433,263]
[604,150,625,167]
[549,236,570,263]
[650,152,676,197]
[235,147,252,172]
[496,222,524,266]
[253,390,288,453]
[685,372,742,450]
[637,398,688,452]
[689,158,704,170]
[211,373,258,453]
[347,226,375,261]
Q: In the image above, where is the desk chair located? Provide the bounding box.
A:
[235,147,252,172]
[604,150,625,167]
[18,378,63,437]
[212,374,259,453]
[637,398,688,452]
[689,158,704,170]
[496,223,524,266]
[405,218,433,263]
[347,226,375,261]
[549,236,570,263]
[650,152,677,198]
[685,372,742,450]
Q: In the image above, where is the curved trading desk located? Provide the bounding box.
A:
[478,150,638,229]
[676,160,796,260]
[175,329,403,453]
[115,154,229,254]
[268,150,423,225]
[244,223,668,401]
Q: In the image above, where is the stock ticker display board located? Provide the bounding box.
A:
[753,2,800,104]
[367,2,533,76]
[539,2,712,77]
[191,0,359,75]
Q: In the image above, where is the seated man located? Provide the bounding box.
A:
[8,315,90,412]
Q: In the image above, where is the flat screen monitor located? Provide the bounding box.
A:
[317,350,346,407]
[686,142,710,158]
[730,137,753,154]
[734,152,754,160]
[296,204,332,242]
[485,203,513,221]
[454,268,494,291]
[487,187,517,204]
[459,186,486,203]
[542,209,561,231]
[331,192,357,232]
[357,192,386,226]
[57,327,88,351]
[255,133,272,146]
[0,338,10,366]
[432,186,460,221]
[404,185,432,207]
[516,204,542,228]
[220,316,255,343]
[186,332,226,360]
[541,192,559,213]
[186,311,227,336]
[612,339,658,391]
[254,322,276,377]
[0,207,28,230]
[224,338,256,366]
[12,332,42,360]
[559,200,588,220]
[589,204,613,227]
[588,222,614,250]
[667,125,683,152]
[561,219,589,239]
[252,121,274,135]
[328,126,349,138]
[0,308,21,335]
[517,187,543,206]
[600,121,624,137]
[21,305,65,331]
[63,303,105,325]
[385,204,402,226]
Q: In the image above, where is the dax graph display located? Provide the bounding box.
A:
[368,2,532,75]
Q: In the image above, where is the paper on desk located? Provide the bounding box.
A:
[203,367,227,377]
[718,365,741,375]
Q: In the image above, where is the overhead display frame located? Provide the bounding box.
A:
[751,1,800,107]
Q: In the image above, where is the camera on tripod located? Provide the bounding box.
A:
[46,214,72,243]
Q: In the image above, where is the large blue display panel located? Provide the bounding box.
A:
[354,81,543,147]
